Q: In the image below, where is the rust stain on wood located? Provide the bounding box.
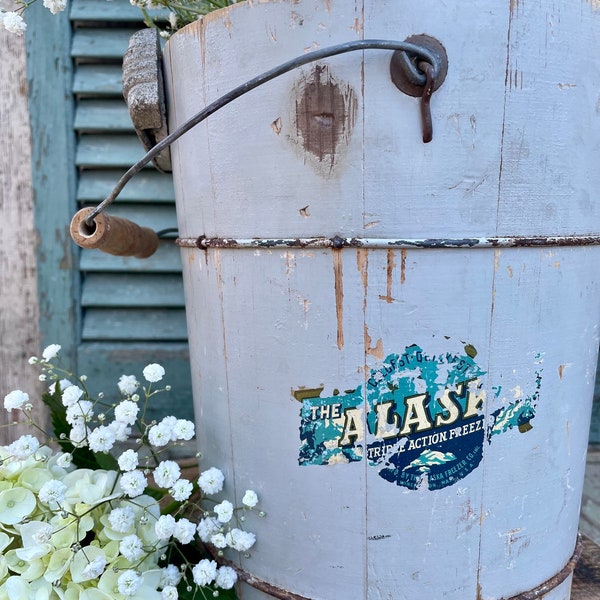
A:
[400,249,407,284]
[379,249,396,303]
[333,250,344,349]
[293,64,357,172]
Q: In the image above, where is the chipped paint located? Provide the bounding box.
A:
[333,250,344,349]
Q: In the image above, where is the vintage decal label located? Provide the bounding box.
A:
[298,343,542,490]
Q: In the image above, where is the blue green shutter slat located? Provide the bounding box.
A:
[82,309,188,341]
[79,244,183,273]
[78,170,175,203]
[73,65,124,96]
[76,134,147,167]
[82,274,185,307]
[74,100,134,132]
[70,0,168,22]
[71,29,139,59]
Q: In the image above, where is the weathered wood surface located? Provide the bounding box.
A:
[573,535,600,599]
[0,1,45,440]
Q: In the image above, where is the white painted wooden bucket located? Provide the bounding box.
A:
[163,1,600,598]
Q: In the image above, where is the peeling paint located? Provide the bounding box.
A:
[333,250,344,349]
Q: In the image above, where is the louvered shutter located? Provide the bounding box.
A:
[28,0,192,421]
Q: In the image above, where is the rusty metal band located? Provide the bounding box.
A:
[206,547,314,600]
[503,534,583,600]
[176,234,600,250]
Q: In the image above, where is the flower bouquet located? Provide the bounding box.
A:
[0,344,260,599]
[0,0,243,36]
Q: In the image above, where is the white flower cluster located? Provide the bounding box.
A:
[0,345,262,599]
[0,0,66,36]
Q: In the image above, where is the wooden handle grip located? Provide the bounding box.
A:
[70,208,159,259]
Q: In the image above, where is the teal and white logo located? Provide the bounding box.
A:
[298,343,542,491]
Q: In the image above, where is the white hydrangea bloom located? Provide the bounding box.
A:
[169,479,193,502]
[117,569,142,596]
[117,449,139,472]
[118,374,139,395]
[154,514,176,540]
[88,426,116,453]
[148,423,171,447]
[173,518,195,544]
[42,344,61,361]
[38,479,67,505]
[142,363,165,383]
[196,517,220,543]
[119,470,147,498]
[242,489,259,508]
[197,467,224,495]
[8,434,40,460]
[81,555,107,579]
[62,385,84,407]
[214,500,234,523]
[153,460,180,489]
[226,528,256,552]
[114,400,139,425]
[42,0,67,15]
[3,390,28,411]
[191,559,217,587]
[119,534,145,561]
[216,565,237,590]
[108,506,136,533]
[173,419,195,441]
[160,564,182,588]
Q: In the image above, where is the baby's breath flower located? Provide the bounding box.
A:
[215,565,237,590]
[191,559,217,587]
[148,423,171,447]
[142,363,165,383]
[173,419,195,441]
[226,528,256,552]
[214,500,234,524]
[38,479,67,505]
[62,385,84,407]
[42,344,61,361]
[114,400,139,425]
[3,390,29,411]
[210,532,227,549]
[118,374,139,396]
[88,425,116,453]
[173,518,195,544]
[117,569,142,596]
[107,420,131,442]
[56,453,72,468]
[242,489,259,508]
[119,470,147,498]
[69,423,90,447]
[161,586,179,600]
[154,460,180,489]
[160,564,182,588]
[196,517,220,543]
[108,506,136,533]
[119,534,145,561]
[117,449,139,472]
[8,434,40,460]
[170,478,193,502]
[48,378,72,394]
[42,0,67,15]
[198,467,224,495]
[81,555,107,579]
[155,514,176,540]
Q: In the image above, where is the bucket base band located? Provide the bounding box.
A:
[209,534,583,600]
[177,234,600,251]
[502,534,583,599]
